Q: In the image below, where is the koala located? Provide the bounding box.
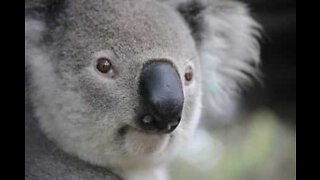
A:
[25,0,260,180]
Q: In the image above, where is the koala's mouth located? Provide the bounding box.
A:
[118,125,174,137]
[118,125,172,155]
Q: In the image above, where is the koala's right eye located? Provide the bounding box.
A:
[96,57,114,76]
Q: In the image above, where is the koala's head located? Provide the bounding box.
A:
[26,0,260,171]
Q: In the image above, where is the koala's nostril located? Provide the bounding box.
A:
[142,115,153,124]
[166,119,180,132]
[139,61,184,133]
[140,114,181,133]
[139,115,157,131]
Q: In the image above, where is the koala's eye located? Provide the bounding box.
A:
[184,66,193,83]
[96,58,113,74]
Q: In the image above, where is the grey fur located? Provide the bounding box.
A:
[25,0,260,180]
[25,95,122,180]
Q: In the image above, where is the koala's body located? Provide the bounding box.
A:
[25,0,260,180]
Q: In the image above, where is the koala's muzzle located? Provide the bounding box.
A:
[139,61,184,133]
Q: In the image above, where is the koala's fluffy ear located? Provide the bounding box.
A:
[163,0,261,122]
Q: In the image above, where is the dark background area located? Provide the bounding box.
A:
[240,0,296,125]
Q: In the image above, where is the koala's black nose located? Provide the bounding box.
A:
[139,61,184,133]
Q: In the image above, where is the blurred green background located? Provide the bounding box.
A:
[170,109,296,180]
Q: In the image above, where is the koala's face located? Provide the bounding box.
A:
[32,0,202,169]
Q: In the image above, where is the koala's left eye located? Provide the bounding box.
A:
[96,57,114,76]
[184,65,193,83]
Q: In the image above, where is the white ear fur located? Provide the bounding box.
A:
[199,1,260,121]
[161,0,261,122]
[199,1,261,122]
